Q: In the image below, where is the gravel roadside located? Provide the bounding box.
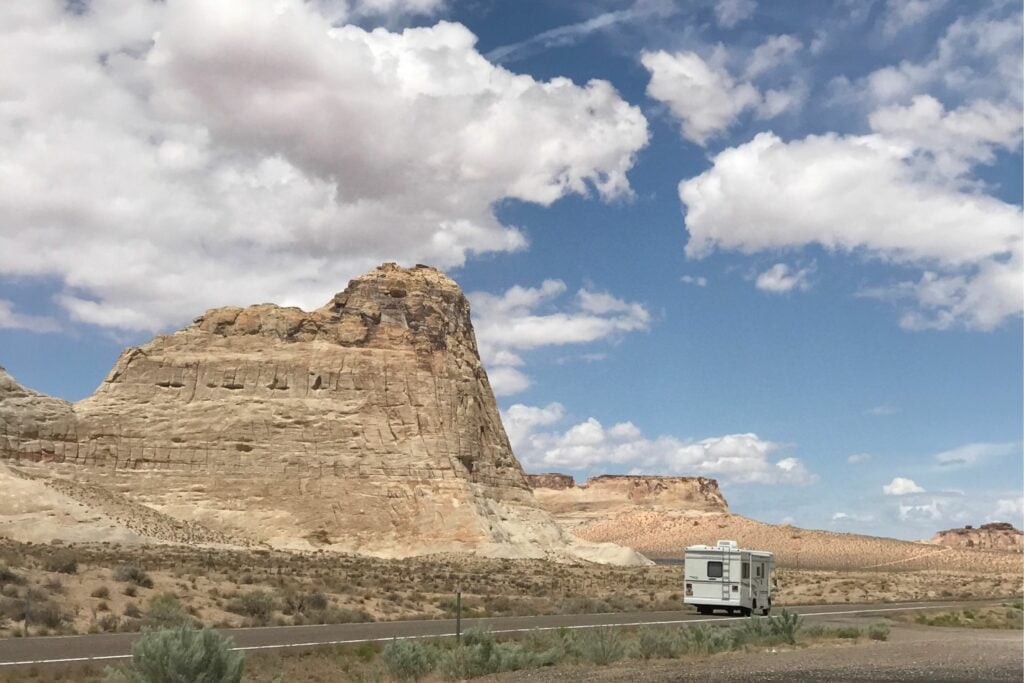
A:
[483,625,1024,682]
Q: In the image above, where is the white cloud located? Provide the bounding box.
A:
[0,300,61,333]
[865,404,898,416]
[744,35,802,79]
[714,0,756,28]
[847,453,872,464]
[642,48,802,146]
[755,263,813,293]
[0,1,648,333]
[843,11,1022,107]
[504,404,815,485]
[897,498,943,521]
[470,281,650,395]
[883,477,925,495]
[993,498,1023,524]
[933,441,1019,469]
[680,275,708,287]
[680,130,1022,330]
[832,511,873,522]
[880,0,947,38]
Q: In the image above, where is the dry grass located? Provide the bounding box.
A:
[0,538,1019,641]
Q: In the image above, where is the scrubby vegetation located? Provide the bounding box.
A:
[907,602,1023,629]
[103,625,244,683]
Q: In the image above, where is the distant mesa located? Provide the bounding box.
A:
[930,522,1023,553]
[0,263,646,565]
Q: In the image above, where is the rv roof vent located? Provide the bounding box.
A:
[717,540,738,549]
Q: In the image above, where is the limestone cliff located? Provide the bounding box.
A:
[930,522,1023,553]
[528,473,729,529]
[0,264,646,564]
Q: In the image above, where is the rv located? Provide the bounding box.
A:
[683,540,774,616]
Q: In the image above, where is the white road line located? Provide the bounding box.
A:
[0,602,969,666]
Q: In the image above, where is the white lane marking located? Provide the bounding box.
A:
[0,602,972,666]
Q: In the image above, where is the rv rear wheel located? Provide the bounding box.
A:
[741,606,752,617]
[762,607,771,616]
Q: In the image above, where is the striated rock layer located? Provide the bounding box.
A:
[930,522,1023,553]
[528,473,729,529]
[0,264,645,564]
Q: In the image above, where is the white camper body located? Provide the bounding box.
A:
[683,540,774,616]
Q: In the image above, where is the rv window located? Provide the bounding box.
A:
[742,562,750,579]
[756,564,762,578]
[707,561,723,578]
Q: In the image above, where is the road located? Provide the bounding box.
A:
[0,600,1000,669]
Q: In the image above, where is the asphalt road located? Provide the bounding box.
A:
[0,600,998,669]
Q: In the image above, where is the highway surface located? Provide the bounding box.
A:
[0,600,997,669]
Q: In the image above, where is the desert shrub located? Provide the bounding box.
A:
[769,609,803,645]
[144,593,195,629]
[44,551,79,575]
[868,623,890,641]
[226,591,274,625]
[575,626,626,665]
[92,585,112,599]
[682,624,733,654]
[29,601,66,629]
[637,627,681,659]
[733,616,774,646]
[124,603,142,618]
[436,628,542,680]
[114,564,154,589]
[381,639,435,682]
[304,591,328,611]
[98,614,120,633]
[124,586,138,597]
[104,625,244,683]
[834,627,861,639]
[0,566,23,586]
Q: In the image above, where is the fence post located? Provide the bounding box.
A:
[456,584,462,644]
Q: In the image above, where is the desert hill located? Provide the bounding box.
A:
[527,474,1021,574]
[930,522,1023,552]
[526,474,728,529]
[0,264,644,565]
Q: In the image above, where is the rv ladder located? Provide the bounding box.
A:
[721,549,731,601]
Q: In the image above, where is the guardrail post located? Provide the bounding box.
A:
[456,586,462,644]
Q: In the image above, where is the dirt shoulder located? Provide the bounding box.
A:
[482,624,1024,682]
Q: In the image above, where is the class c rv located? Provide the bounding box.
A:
[684,540,774,616]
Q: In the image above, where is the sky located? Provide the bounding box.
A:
[0,0,1021,540]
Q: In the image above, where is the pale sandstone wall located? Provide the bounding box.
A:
[0,264,646,564]
[931,523,1023,552]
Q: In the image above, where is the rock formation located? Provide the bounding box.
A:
[528,473,729,529]
[0,264,645,564]
[930,522,1023,552]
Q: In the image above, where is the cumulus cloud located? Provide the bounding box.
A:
[841,11,1022,107]
[642,44,803,146]
[755,263,813,293]
[0,300,61,334]
[832,511,873,522]
[880,0,947,38]
[469,281,650,395]
[0,1,648,333]
[933,441,1019,469]
[883,477,925,495]
[714,0,756,28]
[847,453,872,464]
[680,128,1022,330]
[993,497,1023,524]
[504,403,815,485]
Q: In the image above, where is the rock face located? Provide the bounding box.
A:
[528,474,729,530]
[0,264,646,564]
[931,522,1023,552]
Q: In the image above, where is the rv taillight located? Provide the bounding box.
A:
[685,583,692,596]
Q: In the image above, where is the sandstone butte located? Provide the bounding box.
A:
[0,263,647,565]
[929,522,1023,553]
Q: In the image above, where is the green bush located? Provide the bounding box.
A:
[381,639,435,682]
[575,626,626,665]
[637,627,681,659]
[868,623,890,641]
[104,625,244,683]
[92,585,111,599]
[834,627,861,639]
[44,551,79,575]
[114,564,154,589]
[769,609,803,645]
[734,616,774,646]
[436,628,543,679]
[144,593,195,629]
[226,591,274,625]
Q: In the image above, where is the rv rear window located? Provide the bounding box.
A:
[707,561,723,578]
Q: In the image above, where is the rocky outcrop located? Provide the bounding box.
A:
[931,522,1023,552]
[0,367,76,460]
[529,473,729,529]
[0,264,646,564]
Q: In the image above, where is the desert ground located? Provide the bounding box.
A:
[0,538,1020,640]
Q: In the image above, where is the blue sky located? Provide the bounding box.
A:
[0,0,1021,539]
